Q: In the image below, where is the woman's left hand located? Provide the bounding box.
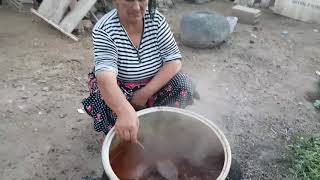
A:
[131,88,151,110]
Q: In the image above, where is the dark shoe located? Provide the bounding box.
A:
[227,158,242,180]
[101,171,110,180]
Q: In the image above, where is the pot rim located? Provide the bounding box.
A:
[101,106,232,180]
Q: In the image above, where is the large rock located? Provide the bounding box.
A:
[235,0,255,7]
[184,0,211,4]
[157,0,174,9]
[180,11,230,48]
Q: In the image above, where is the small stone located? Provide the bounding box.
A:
[12,83,18,88]
[77,108,85,114]
[73,25,84,35]
[159,8,168,12]
[86,144,94,152]
[252,26,259,31]
[314,29,319,33]
[60,170,67,175]
[281,31,289,36]
[59,114,67,118]
[96,12,105,20]
[34,128,38,132]
[77,119,83,122]
[18,105,25,110]
[250,33,257,38]
[38,111,44,115]
[45,145,53,154]
[72,127,79,131]
[42,87,49,92]
[21,96,28,100]
[89,170,96,175]
[81,19,94,32]
[38,80,47,83]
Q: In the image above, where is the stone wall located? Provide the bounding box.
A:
[157,0,175,10]
[234,0,275,8]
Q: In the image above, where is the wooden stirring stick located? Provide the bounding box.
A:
[137,141,145,150]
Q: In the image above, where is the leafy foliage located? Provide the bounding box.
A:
[289,135,320,180]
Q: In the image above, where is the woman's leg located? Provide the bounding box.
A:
[82,90,117,135]
[149,72,195,108]
[82,72,119,135]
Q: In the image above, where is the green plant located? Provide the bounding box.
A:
[289,135,320,180]
[313,100,320,109]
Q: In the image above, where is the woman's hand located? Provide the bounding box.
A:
[115,106,139,143]
[130,61,182,110]
[131,88,151,110]
[96,71,141,143]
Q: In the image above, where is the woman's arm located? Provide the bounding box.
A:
[144,60,181,96]
[96,71,139,143]
[92,27,139,143]
[131,60,181,109]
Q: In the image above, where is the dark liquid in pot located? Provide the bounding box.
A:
[109,142,224,180]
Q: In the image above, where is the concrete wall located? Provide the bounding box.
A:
[235,0,274,8]
[274,0,320,24]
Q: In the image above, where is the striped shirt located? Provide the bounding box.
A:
[92,9,182,82]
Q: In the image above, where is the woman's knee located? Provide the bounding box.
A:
[170,73,193,93]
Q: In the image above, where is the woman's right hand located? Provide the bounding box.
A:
[115,106,139,143]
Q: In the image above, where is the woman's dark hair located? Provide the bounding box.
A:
[148,0,156,19]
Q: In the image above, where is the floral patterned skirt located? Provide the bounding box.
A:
[82,72,196,134]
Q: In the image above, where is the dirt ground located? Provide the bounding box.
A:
[1,1,320,180]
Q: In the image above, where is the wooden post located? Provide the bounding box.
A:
[37,0,72,24]
[31,8,79,41]
[31,0,97,41]
[59,0,96,33]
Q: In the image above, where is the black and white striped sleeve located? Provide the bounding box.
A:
[157,16,182,62]
[92,28,118,75]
